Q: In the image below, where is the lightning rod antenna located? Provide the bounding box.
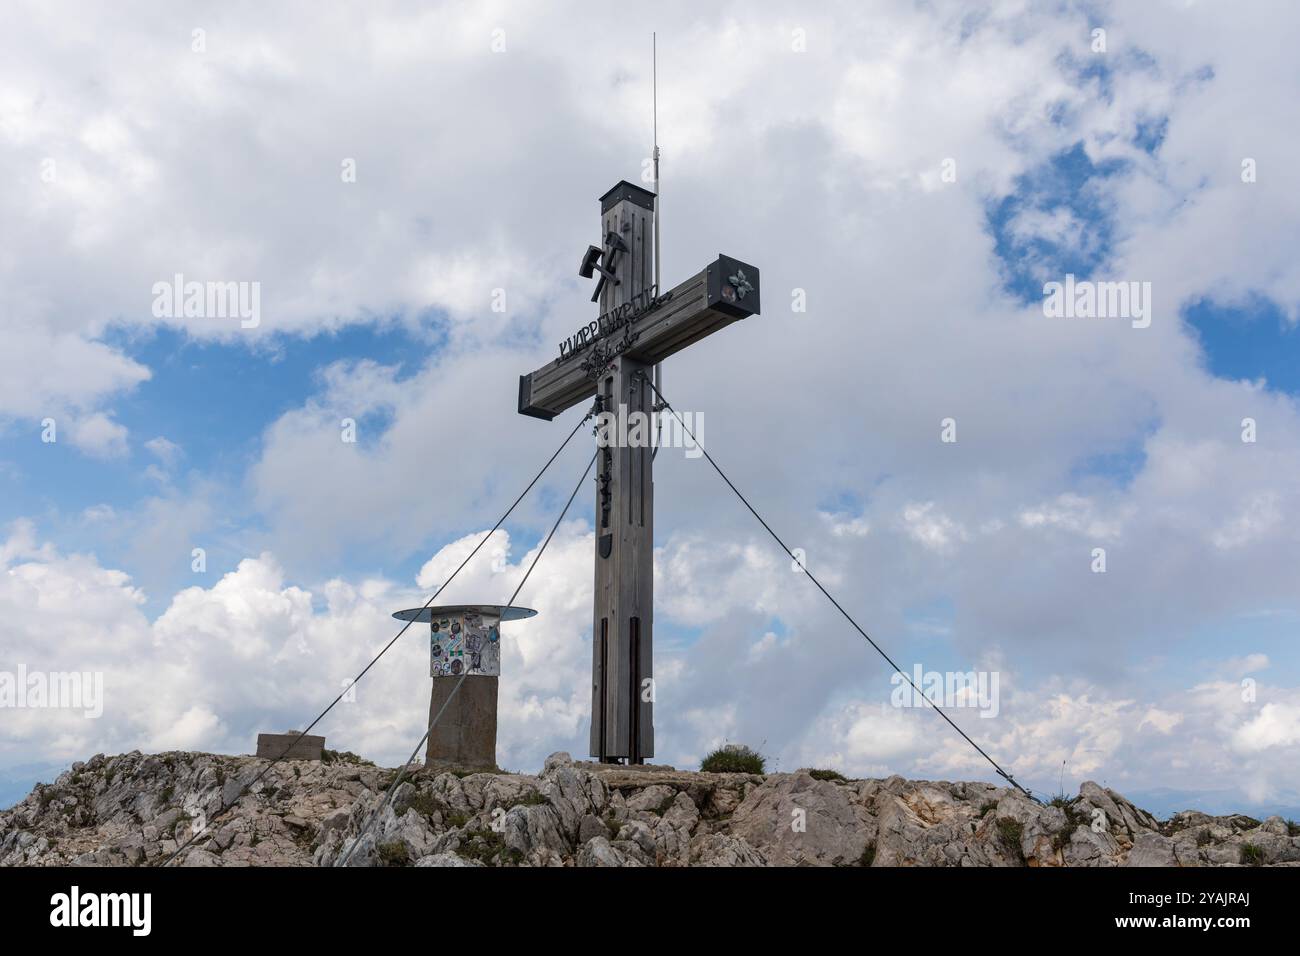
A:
[652,33,664,453]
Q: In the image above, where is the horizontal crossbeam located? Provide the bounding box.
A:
[518,254,760,420]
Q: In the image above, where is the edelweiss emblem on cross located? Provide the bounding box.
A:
[728,269,754,299]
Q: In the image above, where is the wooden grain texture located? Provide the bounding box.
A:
[522,263,750,419]
[590,352,655,760]
[588,189,656,761]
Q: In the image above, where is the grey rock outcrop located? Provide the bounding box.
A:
[4,750,1294,868]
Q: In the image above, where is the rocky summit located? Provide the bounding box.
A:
[2,750,1297,867]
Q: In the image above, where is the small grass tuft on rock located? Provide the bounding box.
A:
[996,817,1026,865]
[458,828,521,866]
[321,749,373,766]
[403,791,443,820]
[1239,842,1264,866]
[701,744,765,775]
[808,768,849,783]
[377,840,410,867]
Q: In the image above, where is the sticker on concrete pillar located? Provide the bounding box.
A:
[431,612,502,677]
[431,616,461,677]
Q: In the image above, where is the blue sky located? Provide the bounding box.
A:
[1184,295,1300,395]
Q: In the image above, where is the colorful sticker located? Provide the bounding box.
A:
[431,613,504,677]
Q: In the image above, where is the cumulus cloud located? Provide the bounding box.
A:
[0,522,598,774]
[2,512,1299,805]
[66,412,129,459]
[1233,703,1300,754]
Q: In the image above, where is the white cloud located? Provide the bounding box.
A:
[66,412,129,459]
[901,502,967,554]
[144,436,182,468]
[1220,653,1269,677]
[1233,703,1300,754]
[0,522,599,773]
[1138,707,1183,734]
[1018,493,1127,539]
[1,517,1299,801]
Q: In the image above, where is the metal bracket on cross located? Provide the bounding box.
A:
[579,231,630,303]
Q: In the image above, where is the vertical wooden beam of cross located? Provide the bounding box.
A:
[517,180,760,763]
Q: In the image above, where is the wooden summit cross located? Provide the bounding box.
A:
[517,180,760,763]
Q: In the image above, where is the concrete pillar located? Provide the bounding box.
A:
[425,676,498,770]
[387,608,535,775]
[425,607,501,770]
[390,604,535,771]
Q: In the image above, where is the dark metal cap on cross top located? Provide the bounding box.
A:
[599,180,657,213]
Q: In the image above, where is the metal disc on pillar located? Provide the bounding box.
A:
[391,603,537,770]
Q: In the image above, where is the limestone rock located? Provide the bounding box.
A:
[729,771,870,866]
[577,836,647,867]
[1,748,1284,868]
[500,804,570,866]
[415,852,483,867]
[578,814,611,843]
[688,832,767,866]
[1125,831,1178,867]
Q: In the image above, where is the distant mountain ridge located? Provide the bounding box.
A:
[1122,786,1300,822]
